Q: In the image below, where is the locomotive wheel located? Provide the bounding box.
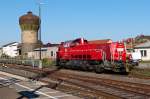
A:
[95,64,104,73]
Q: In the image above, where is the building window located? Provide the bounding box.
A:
[140,50,147,57]
[51,51,53,57]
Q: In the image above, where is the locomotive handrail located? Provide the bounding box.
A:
[59,49,103,52]
[102,50,106,62]
[111,52,114,63]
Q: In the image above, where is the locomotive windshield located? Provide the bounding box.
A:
[63,40,73,47]
[63,38,88,47]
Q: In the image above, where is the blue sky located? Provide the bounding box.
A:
[0,0,150,45]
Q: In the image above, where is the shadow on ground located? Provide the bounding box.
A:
[29,67,61,81]
[17,85,44,99]
[17,68,63,99]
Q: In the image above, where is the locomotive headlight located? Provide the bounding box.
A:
[117,48,123,51]
[65,48,67,52]
[120,57,122,60]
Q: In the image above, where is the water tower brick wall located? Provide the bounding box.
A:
[21,30,38,43]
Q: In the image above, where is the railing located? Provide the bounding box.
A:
[0,58,41,68]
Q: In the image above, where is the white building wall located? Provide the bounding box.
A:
[0,49,3,57]
[28,46,58,60]
[47,47,58,60]
[32,51,48,59]
[2,42,19,57]
[134,48,150,61]
[27,52,34,59]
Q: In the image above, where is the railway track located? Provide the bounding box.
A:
[1,64,150,99]
[47,71,150,98]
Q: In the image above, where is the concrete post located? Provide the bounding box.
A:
[39,60,42,69]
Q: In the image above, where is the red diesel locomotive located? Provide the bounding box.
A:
[56,38,130,73]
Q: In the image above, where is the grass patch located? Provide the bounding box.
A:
[42,58,56,68]
[140,61,150,63]
[129,68,150,78]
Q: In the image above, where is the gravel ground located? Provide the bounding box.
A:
[0,87,26,99]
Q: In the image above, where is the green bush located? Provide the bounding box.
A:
[130,68,150,77]
[42,58,55,68]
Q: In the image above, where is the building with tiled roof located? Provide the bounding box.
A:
[2,42,19,57]
[27,44,59,60]
[134,41,150,48]
[134,41,150,61]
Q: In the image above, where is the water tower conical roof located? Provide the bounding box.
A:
[19,11,40,25]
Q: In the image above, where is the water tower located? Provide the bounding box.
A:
[19,11,40,57]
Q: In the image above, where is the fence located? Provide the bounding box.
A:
[0,58,42,68]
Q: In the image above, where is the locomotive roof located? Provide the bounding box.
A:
[89,39,112,44]
[64,40,74,43]
[64,38,84,43]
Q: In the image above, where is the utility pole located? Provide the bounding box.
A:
[39,3,42,60]
[37,0,44,68]
[37,0,44,60]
